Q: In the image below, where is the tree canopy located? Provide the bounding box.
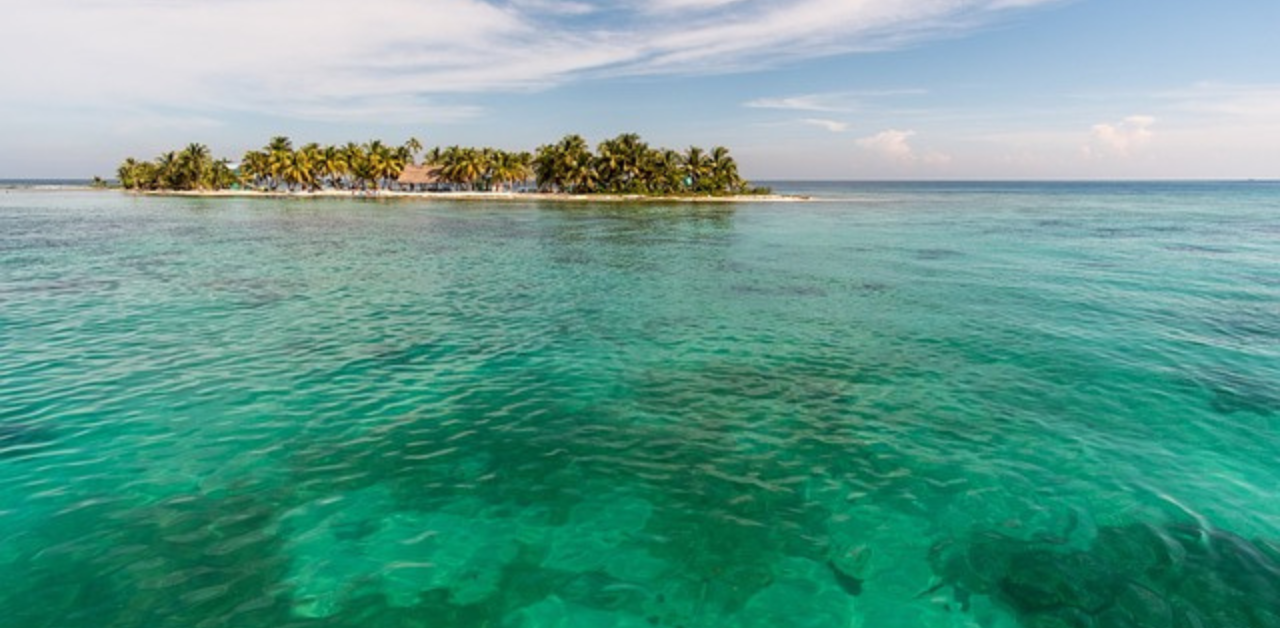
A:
[116,133,768,196]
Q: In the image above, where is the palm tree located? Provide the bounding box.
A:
[211,159,238,190]
[438,146,462,188]
[709,146,743,194]
[365,140,386,189]
[661,149,686,194]
[112,133,758,196]
[379,145,407,188]
[239,150,271,189]
[402,137,423,165]
[534,134,595,193]
[423,146,444,166]
[316,145,349,190]
[595,133,650,193]
[342,143,370,190]
[439,146,488,190]
[359,140,404,190]
[490,150,532,192]
[563,135,596,192]
[296,143,324,191]
[278,147,315,191]
[510,151,534,191]
[267,136,293,153]
[117,157,167,191]
[682,146,711,192]
[263,137,294,190]
[533,144,560,192]
[179,142,211,190]
[117,158,144,190]
[155,152,180,190]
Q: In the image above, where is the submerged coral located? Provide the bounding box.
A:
[0,422,56,459]
[925,520,1280,627]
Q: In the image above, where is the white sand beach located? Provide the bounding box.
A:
[141,189,810,203]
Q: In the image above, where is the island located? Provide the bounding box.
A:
[114,134,793,201]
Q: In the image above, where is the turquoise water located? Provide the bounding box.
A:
[1,183,1277,627]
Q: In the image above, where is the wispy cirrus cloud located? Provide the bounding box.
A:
[1163,83,1280,119]
[745,94,851,113]
[641,0,751,13]
[508,0,598,15]
[0,0,1063,123]
[744,89,928,114]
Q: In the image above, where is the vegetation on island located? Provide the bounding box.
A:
[114,133,771,196]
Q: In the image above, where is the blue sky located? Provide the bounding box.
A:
[1,0,1277,179]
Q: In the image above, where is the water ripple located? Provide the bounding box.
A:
[1,186,1277,627]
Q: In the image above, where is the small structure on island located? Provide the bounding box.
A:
[397,164,444,192]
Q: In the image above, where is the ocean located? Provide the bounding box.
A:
[1,182,1277,627]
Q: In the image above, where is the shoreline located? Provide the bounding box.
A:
[136,189,811,203]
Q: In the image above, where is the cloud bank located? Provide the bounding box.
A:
[857,129,950,165]
[1088,115,1156,156]
[0,0,1062,122]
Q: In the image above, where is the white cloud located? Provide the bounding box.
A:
[744,89,927,114]
[745,95,850,113]
[801,118,850,133]
[0,0,1061,123]
[984,0,1058,8]
[857,129,950,165]
[643,0,751,13]
[1088,115,1155,156]
[858,129,916,160]
[509,0,597,15]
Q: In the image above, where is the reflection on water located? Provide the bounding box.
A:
[0,185,1278,627]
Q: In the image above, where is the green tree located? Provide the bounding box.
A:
[295,143,324,191]
[402,137,423,165]
[113,133,759,196]
[117,157,146,190]
[210,159,238,189]
[596,133,650,193]
[360,140,404,190]
[682,146,711,192]
[239,150,270,190]
[275,147,312,191]
[423,146,443,166]
[490,150,532,192]
[155,152,180,190]
[709,146,743,194]
[534,134,595,193]
[316,145,349,190]
[267,136,293,153]
[177,143,212,190]
[439,146,488,190]
[265,137,294,190]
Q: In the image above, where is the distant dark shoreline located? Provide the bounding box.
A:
[0,179,95,188]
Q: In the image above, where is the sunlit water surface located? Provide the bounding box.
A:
[1,182,1278,628]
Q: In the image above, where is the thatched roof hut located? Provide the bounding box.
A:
[397,164,443,188]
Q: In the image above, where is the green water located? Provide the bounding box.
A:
[1,183,1277,627]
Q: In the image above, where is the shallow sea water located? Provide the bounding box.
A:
[1,182,1278,628]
